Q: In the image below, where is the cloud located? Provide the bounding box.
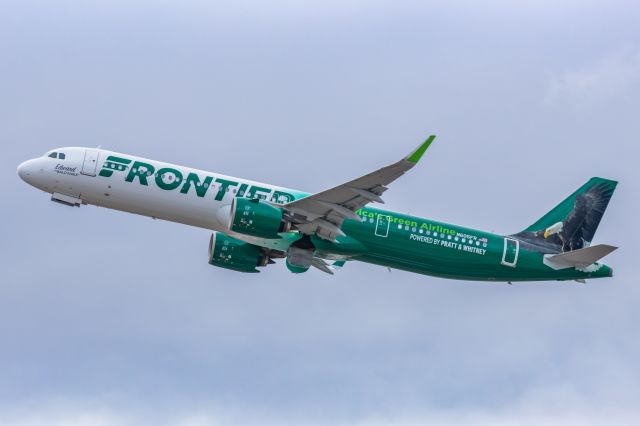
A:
[2,1,639,425]
[544,49,640,106]
[2,388,640,426]
[0,409,128,426]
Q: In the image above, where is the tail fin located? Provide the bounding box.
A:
[513,177,617,253]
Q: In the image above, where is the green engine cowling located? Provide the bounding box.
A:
[229,197,289,239]
[208,231,269,273]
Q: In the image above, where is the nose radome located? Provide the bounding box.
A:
[17,159,36,183]
[17,161,28,181]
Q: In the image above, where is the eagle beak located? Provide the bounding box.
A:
[543,230,550,239]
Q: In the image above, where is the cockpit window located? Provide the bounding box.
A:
[46,152,66,159]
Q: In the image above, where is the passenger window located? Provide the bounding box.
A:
[48,152,57,158]
[58,153,66,160]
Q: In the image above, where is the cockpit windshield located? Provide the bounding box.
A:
[46,152,66,160]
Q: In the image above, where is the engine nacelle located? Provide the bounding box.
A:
[285,246,313,273]
[208,231,270,273]
[229,197,289,239]
[286,258,310,273]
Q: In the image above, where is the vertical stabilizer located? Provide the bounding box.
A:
[512,177,617,253]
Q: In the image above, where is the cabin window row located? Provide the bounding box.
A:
[394,224,488,247]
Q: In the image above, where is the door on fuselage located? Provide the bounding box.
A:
[501,237,519,267]
[375,214,391,237]
[81,149,99,176]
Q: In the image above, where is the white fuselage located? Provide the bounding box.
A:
[17,147,307,248]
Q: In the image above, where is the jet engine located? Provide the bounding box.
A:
[227,197,290,239]
[285,245,313,273]
[208,231,272,273]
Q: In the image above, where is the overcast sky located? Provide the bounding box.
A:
[1,0,639,425]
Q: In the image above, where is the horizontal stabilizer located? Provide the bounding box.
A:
[543,244,618,270]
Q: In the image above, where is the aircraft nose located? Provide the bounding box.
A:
[17,159,36,183]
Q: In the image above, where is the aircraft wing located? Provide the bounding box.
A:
[284,135,436,241]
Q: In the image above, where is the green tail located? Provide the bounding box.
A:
[513,177,617,253]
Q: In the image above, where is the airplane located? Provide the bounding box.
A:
[17,136,618,282]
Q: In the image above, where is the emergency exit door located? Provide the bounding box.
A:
[501,238,519,267]
[81,149,99,176]
[375,214,391,237]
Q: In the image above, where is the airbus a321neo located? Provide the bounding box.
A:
[17,136,618,282]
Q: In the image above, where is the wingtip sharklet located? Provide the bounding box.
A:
[406,135,436,164]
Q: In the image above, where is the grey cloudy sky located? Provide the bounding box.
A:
[1,0,639,424]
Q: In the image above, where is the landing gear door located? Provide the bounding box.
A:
[375,214,390,237]
[501,238,519,267]
[81,149,99,176]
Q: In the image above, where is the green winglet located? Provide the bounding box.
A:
[405,135,436,163]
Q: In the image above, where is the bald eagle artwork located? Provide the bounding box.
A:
[513,179,617,254]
